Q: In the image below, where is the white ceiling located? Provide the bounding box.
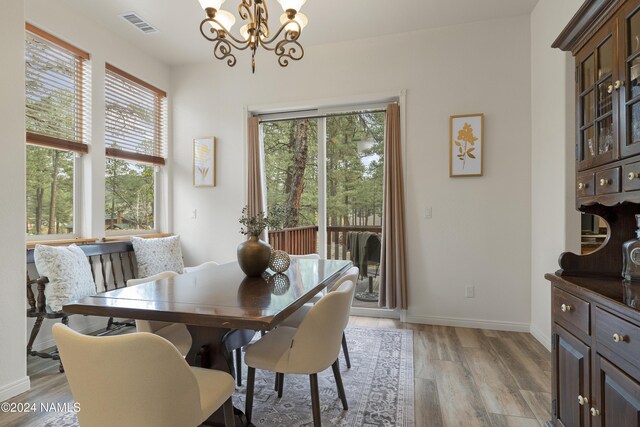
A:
[60,0,540,66]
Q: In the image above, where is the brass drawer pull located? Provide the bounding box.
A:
[615,80,623,90]
[629,172,639,180]
[613,333,627,343]
[578,182,585,190]
[591,407,600,417]
[600,178,610,187]
[561,303,572,312]
[608,84,614,94]
[578,395,588,406]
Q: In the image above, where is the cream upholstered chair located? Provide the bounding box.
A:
[279,266,359,371]
[52,324,236,427]
[127,271,192,357]
[244,280,356,426]
[183,260,219,274]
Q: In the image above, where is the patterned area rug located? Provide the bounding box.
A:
[38,327,414,427]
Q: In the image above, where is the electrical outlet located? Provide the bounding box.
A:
[425,207,432,219]
[465,286,475,298]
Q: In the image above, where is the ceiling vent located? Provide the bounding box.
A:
[119,12,158,34]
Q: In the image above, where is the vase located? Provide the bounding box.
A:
[237,235,272,277]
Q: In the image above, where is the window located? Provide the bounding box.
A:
[263,119,318,227]
[25,24,90,236]
[104,64,167,232]
[262,107,387,308]
[263,110,385,235]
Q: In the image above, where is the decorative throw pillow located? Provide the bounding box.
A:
[33,244,96,312]
[131,235,184,278]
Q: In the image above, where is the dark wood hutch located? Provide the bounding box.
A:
[548,0,640,426]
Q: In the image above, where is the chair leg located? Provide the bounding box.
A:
[235,348,242,387]
[341,332,351,369]
[274,372,279,391]
[309,373,321,426]
[245,367,255,423]
[59,317,69,373]
[222,397,235,427]
[277,373,284,398]
[332,359,348,410]
[27,316,44,355]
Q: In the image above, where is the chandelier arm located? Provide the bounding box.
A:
[258,1,268,25]
[199,19,252,48]
[213,39,237,67]
[238,0,253,21]
[275,37,304,67]
[260,20,301,47]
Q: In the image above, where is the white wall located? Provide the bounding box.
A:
[172,15,533,330]
[24,0,172,352]
[0,0,29,403]
[530,0,583,349]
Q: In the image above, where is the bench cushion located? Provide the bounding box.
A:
[132,235,184,278]
[34,244,95,312]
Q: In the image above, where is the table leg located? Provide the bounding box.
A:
[186,325,256,427]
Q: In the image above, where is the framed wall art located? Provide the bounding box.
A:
[193,136,216,187]
[450,113,483,177]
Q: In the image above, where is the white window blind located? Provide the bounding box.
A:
[105,64,167,165]
[25,24,91,153]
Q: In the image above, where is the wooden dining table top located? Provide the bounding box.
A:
[63,258,352,331]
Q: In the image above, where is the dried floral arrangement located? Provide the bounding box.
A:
[239,206,270,237]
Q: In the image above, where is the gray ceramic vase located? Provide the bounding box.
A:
[237,235,272,277]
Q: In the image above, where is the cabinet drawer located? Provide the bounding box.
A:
[595,167,621,195]
[552,287,590,337]
[576,172,595,197]
[596,308,640,368]
[623,161,640,191]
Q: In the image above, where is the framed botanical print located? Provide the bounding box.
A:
[193,136,216,187]
[450,113,484,177]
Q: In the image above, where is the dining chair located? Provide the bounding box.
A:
[280,266,359,370]
[127,271,192,357]
[52,324,236,427]
[183,260,219,274]
[181,260,251,387]
[244,280,356,427]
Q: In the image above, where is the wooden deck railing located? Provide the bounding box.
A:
[268,225,382,259]
[268,226,318,255]
[327,226,382,260]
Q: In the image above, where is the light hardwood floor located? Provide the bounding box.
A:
[2,317,551,427]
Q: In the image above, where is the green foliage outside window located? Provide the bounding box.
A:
[105,159,154,231]
[262,111,384,229]
[26,146,74,235]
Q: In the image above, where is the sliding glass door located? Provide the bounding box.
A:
[262,108,389,311]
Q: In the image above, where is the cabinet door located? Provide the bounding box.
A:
[592,355,640,427]
[553,325,591,427]
[576,20,619,171]
[620,2,640,158]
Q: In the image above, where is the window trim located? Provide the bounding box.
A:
[25,149,82,241]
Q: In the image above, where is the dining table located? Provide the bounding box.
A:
[63,257,352,426]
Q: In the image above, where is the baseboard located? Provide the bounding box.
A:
[405,314,530,332]
[0,376,30,402]
[350,307,400,319]
[529,323,552,351]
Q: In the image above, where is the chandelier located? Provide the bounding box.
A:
[198,0,308,73]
